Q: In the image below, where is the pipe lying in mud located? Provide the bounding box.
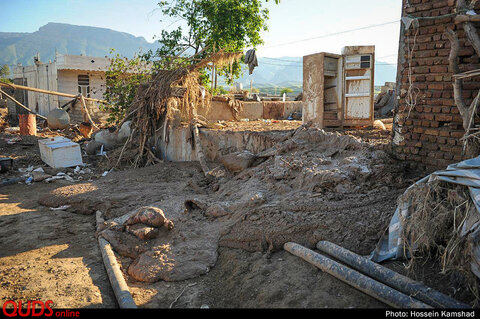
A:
[283,242,431,309]
[98,238,137,309]
[316,241,470,309]
[96,211,137,309]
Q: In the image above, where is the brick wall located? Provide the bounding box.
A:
[69,100,109,124]
[393,0,480,167]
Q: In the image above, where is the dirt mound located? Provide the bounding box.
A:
[213,127,412,254]
[38,127,417,284]
[99,205,226,283]
[219,191,399,255]
[38,183,115,215]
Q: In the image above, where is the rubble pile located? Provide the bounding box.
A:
[40,125,417,284]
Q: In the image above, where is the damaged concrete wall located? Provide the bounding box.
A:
[198,100,303,121]
[156,126,288,162]
[13,62,59,116]
[392,0,480,167]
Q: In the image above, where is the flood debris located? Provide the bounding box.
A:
[97,205,217,283]
[220,151,256,173]
[108,51,243,169]
[371,156,480,304]
[0,157,13,172]
[2,17,479,308]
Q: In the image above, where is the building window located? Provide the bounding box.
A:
[78,74,90,97]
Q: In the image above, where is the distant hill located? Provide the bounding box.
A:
[0,22,160,66]
[0,22,397,91]
[232,57,397,90]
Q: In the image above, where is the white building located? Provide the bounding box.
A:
[12,53,110,121]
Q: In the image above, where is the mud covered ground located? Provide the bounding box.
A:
[0,182,116,308]
[1,118,473,308]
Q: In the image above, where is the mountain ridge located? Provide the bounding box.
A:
[0,22,159,67]
[0,23,396,87]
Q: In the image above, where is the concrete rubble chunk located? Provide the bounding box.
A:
[32,170,52,182]
[220,151,256,173]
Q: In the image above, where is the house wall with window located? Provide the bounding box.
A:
[57,70,108,123]
[12,54,110,123]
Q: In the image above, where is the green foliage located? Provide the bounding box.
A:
[213,86,229,95]
[103,50,152,124]
[0,64,11,83]
[153,0,280,86]
[280,87,293,96]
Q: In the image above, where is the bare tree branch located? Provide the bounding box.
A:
[446,28,470,130]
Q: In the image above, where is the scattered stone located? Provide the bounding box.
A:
[43,167,66,176]
[126,206,174,230]
[220,151,256,173]
[205,204,229,218]
[49,205,71,211]
[32,170,52,182]
[85,140,104,155]
[126,224,159,240]
[47,108,70,130]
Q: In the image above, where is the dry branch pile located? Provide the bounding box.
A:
[400,180,480,299]
[111,51,243,168]
[446,0,480,155]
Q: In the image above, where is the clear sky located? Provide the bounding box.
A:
[0,0,402,63]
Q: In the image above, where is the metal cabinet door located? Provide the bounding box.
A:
[344,54,374,121]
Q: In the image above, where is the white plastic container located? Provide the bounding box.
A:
[38,137,83,168]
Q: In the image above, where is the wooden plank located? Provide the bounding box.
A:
[324,112,338,120]
[455,15,480,24]
[452,68,480,80]
[323,120,342,127]
[346,93,370,98]
[346,76,371,81]
[0,81,107,104]
[0,88,48,120]
[303,52,325,127]
[324,71,337,77]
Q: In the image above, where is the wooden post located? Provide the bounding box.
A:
[0,81,106,104]
[80,95,100,130]
[192,109,210,176]
[0,88,47,120]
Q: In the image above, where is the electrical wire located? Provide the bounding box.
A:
[261,20,400,49]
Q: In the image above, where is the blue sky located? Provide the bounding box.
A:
[0,0,402,63]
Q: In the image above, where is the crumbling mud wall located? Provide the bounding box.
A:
[197,101,303,121]
[156,126,290,162]
[393,0,480,167]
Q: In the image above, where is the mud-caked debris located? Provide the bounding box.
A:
[126,206,174,230]
[220,151,256,173]
[126,224,160,240]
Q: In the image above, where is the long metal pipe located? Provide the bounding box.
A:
[98,237,137,309]
[96,211,136,308]
[284,242,431,309]
[316,241,470,309]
